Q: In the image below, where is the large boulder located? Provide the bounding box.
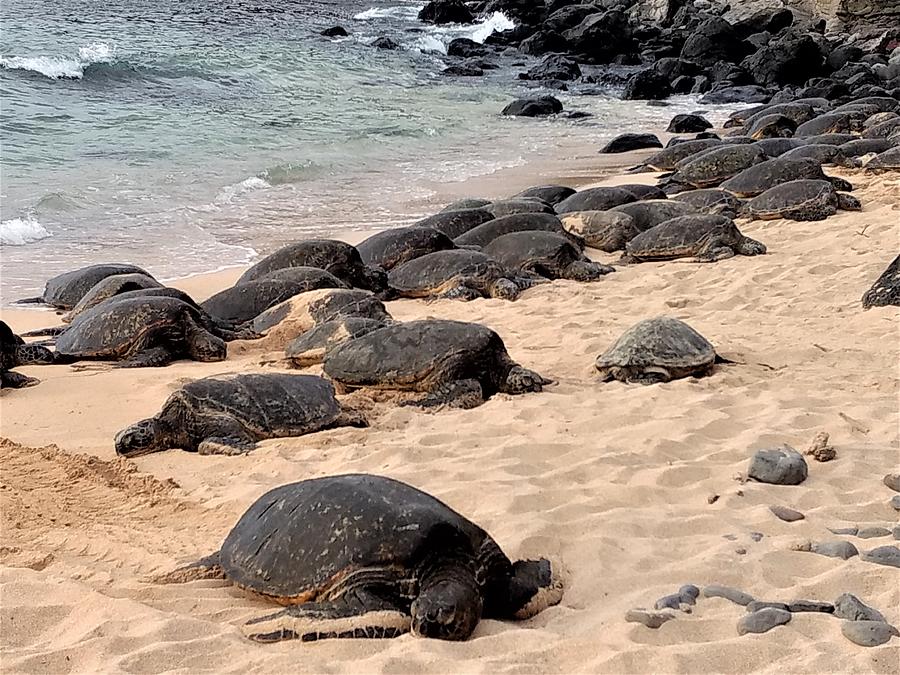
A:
[447,38,488,58]
[741,30,826,87]
[563,10,635,63]
[600,133,663,153]
[520,54,582,81]
[544,4,597,33]
[518,29,568,56]
[731,8,793,39]
[622,69,672,100]
[680,18,751,67]
[501,96,563,117]
[418,0,474,24]
[483,0,547,24]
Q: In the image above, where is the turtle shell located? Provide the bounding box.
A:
[63,273,163,323]
[780,144,858,168]
[482,231,584,275]
[454,213,568,248]
[485,199,554,218]
[388,250,511,296]
[609,200,695,231]
[37,263,152,310]
[511,185,575,205]
[862,255,900,309]
[417,209,494,238]
[865,146,900,173]
[752,138,802,157]
[720,157,826,197]
[618,184,668,200]
[438,199,492,213]
[357,227,456,271]
[639,139,723,171]
[253,266,348,289]
[555,187,637,214]
[671,189,745,218]
[797,133,855,146]
[250,289,390,335]
[285,317,387,367]
[219,474,492,602]
[323,319,512,394]
[0,321,21,372]
[795,112,866,136]
[676,144,768,188]
[176,373,344,440]
[625,215,740,258]
[596,316,716,373]
[839,138,894,158]
[201,279,308,325]
[747,179,838,220]
[746,114,797,140]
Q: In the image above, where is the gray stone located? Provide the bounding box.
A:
[893,525,899,540]
[750,532,764,542]
[747,601,790,613]
[748,446,808,485]
[884,473,900,492]
[679,584,700,604]
[841,621,899,647]
[857,527,891,539]
[860,545,900,568]
[810,541,859,560]
[738,608,792,635]
[788,600,834,613]
[833,594,886,623]
[770,505,805,522]
[654,594,681,610]
[703,584,755,606]
[625,608,675,629]
[892,495,900,511]
[828,526,859,536]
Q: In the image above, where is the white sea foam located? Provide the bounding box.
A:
[411,35,447,54]
[353,6,422,21]
[0,42,116,80]
[464,12,515,42]
[0,217,52,246]
[214,176,271,204]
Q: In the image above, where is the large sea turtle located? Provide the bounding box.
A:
[719,157,845,198]
[251,266,349,288]
[752,138,803,158]
[746,179,860,221]
[54,296,227,367]
[324,319,550,408]
[482,231,614,281]
[454,213,569,248]
[201,279,311,325]
[627,139,722,172]
[595,316,723,384]
[285,317,388,367]
[417,209,495,238]
[357,227,456,271]
[745,113,797,140]
[669,144,768,189]
[388,250,542,301]
[795,112,866,136]
[670,189,745,218]
[623,215,766,263]
[512,184,575,205]
[15,263,153,310]
[862,255,900,309]
[560,210,641,252]
[61,273,163,323]
[237,240,389,297]
[0,321,54,389]
[780,143,860,168]
[152,473,563,642]
[114,373,365,457]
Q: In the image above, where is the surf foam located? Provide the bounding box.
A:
[0,42,116,80]
[0,217,52,246]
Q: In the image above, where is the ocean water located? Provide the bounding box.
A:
[1,0,736,301]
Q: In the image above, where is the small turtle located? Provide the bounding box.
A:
[0,321,54,389]
[152,473,563,642]
[511,184,575,205]
[627,139,723,172]
[555,187,637,213]
[746,113,797,140]
[865,146,900,173]
[862,255,900,309]
[60,273,163,323]
[671,144,768,189]
[200,279,312,325]
[388,250,541,301]
[560,210,641,252]
[115,373,365,457]
[15,263,153,310]
[286,317,388,367]
[454,213,569,248]
[54,296,226,367]
[623,215,766,263]
[747,179,860,221]
[795,112,866,136]
[780,144,860,168]
[324,319,551,407]
[251,266,349,289]
[439,198,492,213]
[237,240,389,297]
[485,199,554,218]
[609,200,696,231]
[671,189,745,218]
[719,157,834,198]
[483,231,614,281]
[417,209,495,238]
[752,138,803,157]
[595,316,723,384]
[357,227,456,271]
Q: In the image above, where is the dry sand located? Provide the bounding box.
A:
[1,165,899,674]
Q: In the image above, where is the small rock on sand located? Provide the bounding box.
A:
[748,446,808,485]
[703,584,755,606]
[787,600,834,613]
[857,526,891,539]
[828,526,859,536]
[841,620,900,647]
[655,594,681,610]
[770,505,805,522]
[860,545,900,568]
[738,608,792,635]
[805,431,836,462]
[883,473,900,492]
[625,608,675,629]
[833,594,885,623]
[891,495,900,511]
[679,585,700,605]
[747,601,790,613]
[793,540,859,560]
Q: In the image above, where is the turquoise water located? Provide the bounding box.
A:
[0,0,733,300]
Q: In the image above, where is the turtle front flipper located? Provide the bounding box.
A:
[197,435,258,456]
[244,599,411,643]
[408,379,485,410]
[695,246,737,263]
[561,261,614,282]
[1,370,40,389]
[118,347,174,368]
[439,285,482,301]
[501,366,552,394]
[150,552,225,583]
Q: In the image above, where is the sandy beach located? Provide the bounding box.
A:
[2,160,899,673]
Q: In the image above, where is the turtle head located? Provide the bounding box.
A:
[186,330,226,363]
[362,265,396,300]
[115,418,163,457]
[411,578,482,641]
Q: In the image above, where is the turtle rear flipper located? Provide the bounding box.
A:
[561,260,614,281]
[119,347,174,368]
[1,371,40,389]
[13,296,45,305]
[20,326,66,338]
[409,379,485,410]
[150,552,225,584]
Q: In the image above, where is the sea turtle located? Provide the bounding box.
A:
[237,240,389,297]
[719,157,838,198]
[454,213,569,248]
[671,189,745,218]
[752,138,802,157]
[795,112,867,136]
[485,199,554,218]
[780,144,860,168]
[835,96,899,114]
[862,117,900,139]
[54,296,227,367]
[323,319,550,407]
[865,146,900,173]
[285,317,388,367]
[745,113,797,140]
[388,250,541,301]
[627,139,723,172]
[797,133,855,146]
[741,103,818,128]
[200,279,313,326]
[559,210,641,252]
[0,321,54,389]
[618,184,668,200]
[862,255,900,309]
[439,198,492,213]
[511,184,575,205]
[250,266,349,289]
[114,373,366,457]
[839,138,895,158]
[623,215,766,263]
[152,473,563,642]
[417,209,495,238]
[482,231,614,281]
[609,200,696,231]
[15,263,153,310]
[670,144,768,189]
[59,273,164,323]
[595,316,723,384]
[555,187,637,213]
[747,179,860,221]
[357,227,456,271]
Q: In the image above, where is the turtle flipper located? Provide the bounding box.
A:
[244,600,410,643]
[439,285,481,301]
[149,552,225,583]
[118,347,174,368]
[695,246,736,263]
[501,366,552,394]
[1,370,40,389]
[197,436,257,455]
[409,378,485,409]
[20,326,66,338]
[15,344,55,365]
[561,261,614,281]
[505,558,564,620]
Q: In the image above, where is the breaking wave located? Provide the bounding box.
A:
[0,42,116,80]
[0,217,52,246]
